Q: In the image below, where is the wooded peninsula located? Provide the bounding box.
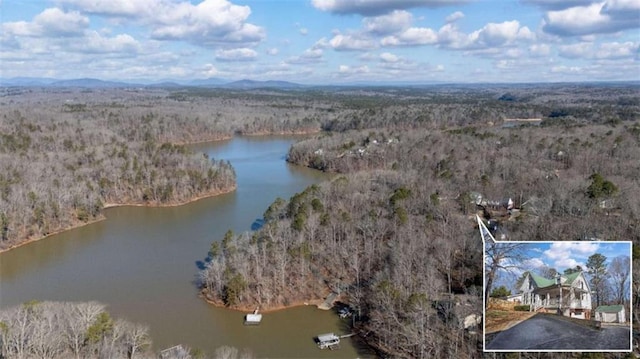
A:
[1,83,639,358]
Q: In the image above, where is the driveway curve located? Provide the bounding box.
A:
[486,314,630,350]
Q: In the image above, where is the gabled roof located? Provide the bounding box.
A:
[595,305,624,313]
[529,272,556,288]
[563,271,581,285]
[527,271,585,289]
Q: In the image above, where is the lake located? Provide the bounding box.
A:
[0,136,371,358]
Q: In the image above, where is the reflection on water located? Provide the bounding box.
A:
[0,136,371,358]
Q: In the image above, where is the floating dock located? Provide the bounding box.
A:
[316,333,355,350]
[244,308,262,325]
[316,333,340,350]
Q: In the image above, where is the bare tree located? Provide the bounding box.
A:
[484,242,528,308]
[608,255,630,304]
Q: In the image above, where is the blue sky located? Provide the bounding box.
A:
[519,241,631,273]
[489,241,632,292]
[1,0,639,83]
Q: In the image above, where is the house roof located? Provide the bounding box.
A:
[563,271,581,285]
[528,271,583,289]
[529,272,556,288]
[595,305,624,313]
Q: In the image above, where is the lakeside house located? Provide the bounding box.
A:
[519,271,592,319]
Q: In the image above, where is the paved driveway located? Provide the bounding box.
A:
[486,314,631,350]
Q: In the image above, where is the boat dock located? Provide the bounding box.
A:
[316,333,355,350]
[244,307,262,325]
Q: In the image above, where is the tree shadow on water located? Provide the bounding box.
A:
[251,218,264,231]
[195,255,212,270]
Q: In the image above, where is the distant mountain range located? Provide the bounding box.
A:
[1,77,637,89]
[0,77,307,89]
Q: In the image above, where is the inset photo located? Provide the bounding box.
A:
[483,240,632,352]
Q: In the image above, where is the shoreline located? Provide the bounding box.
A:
[0,185,237,254]
[0,216,108,254]
[0,130,318,254]
[103,185,236,209]
[238,128,322,137]
[201,293,327,314]
[170,134,233,146]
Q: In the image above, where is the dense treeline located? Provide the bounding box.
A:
[0,98,236,249]
[2,83,638,358]
[200,172,484,357]
[200,84,639,358]
[288,123,640,242]
[0,300,255,359]
[2,84,637,251]
[0,301,152,359]
[0,85,333,250]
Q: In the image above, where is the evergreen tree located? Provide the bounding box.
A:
[490,286,511,298]
[586,253,608,307]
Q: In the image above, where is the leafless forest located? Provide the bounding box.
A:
[198,83,640,358]
[0,301,153,359]
[0,87,332,250]
[1,83,638,358]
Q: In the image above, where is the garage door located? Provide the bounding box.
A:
[601,312,617,322]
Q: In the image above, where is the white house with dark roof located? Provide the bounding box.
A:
[519,271,592,319]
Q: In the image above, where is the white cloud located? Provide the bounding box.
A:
[61,0,265,47]
[202,63,220,77]
[523,0,596,10]
[601,0,640,19]
[215,48,257,61]
[71,31,140,54]
[378,58,420,71]
[363,10,413,35]
[3,8,89,37]
[556,41,638,59]
[470,20,535,48]
[381,27,438,46]
[559,42,593,58]
[504,48,523,58]
[329,33,376,51]
[553,257,582,269]
[338,64,370,74]
[445,11,465,23]
[551,65,584,73]
[529,43,551,57]
[522,257,546,270]
[437,23,469,48]
[543,242,599,269]
[286,47,324,65]
[266,48,279,55]
[543,1,640,36]
[436,20,535,50]
[311,0,469,16]
[379,52,400,62]
[300,27,309,35]
[58,0,158,17]
[595,41,638,58]
[303,48,324,59]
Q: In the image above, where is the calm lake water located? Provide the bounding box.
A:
[0,136,371,358]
